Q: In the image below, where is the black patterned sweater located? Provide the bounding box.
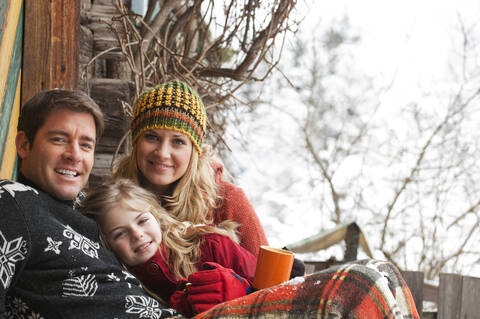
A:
[0,178,181,318]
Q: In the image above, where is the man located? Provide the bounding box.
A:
[0,89,180,318]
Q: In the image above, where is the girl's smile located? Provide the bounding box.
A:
[98,204,162,266]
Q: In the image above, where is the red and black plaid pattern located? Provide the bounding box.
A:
[193,260,419,319]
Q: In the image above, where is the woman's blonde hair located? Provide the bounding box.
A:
[112,141,221,225]
[77,178,238,280]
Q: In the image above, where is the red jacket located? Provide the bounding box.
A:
[128,233,256,304]
[212,163,268,257]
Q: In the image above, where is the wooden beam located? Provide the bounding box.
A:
[459,275,480,317]
[438,273,463,319]
[401,271,424,313]
[22,0,79,105]
[437,273,480,318]
[423,282,439,304]
[0,0,23,180]
[344,223,360,261]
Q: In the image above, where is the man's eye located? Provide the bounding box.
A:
[51,137,66,143]
[81,143,94,151]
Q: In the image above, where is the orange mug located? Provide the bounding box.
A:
[252,246,295,290]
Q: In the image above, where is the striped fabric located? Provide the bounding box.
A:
[0,0,23,180]
[194,260,419,319]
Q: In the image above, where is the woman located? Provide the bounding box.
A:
[113,80,268,256]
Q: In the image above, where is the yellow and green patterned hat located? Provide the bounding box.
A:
[131,80,207,154]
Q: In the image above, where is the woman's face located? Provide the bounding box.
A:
[136,128,193,195]
[98,204,162,266]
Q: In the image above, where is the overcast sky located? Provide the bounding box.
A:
[312,0,480,105]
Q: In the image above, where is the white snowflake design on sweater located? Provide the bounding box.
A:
[62,274,98,297]
[0,181,38,198]
[0,230,27,288]
[63,225,100,259]
[125,295,176,318]
[44,236,63,255]
[123,270,138,289]
[108,272,121,282]
[123,270,136,281]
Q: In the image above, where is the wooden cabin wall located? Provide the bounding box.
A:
[79,0,133,185]
[22,1,79,104]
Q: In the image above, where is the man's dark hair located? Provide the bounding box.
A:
[17,89,104,144]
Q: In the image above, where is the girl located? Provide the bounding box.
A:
[78,178,256,317]
[112,80,268,257]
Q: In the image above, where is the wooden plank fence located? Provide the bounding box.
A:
[402,271,480,319]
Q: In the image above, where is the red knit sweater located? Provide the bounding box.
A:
[128,233,257,304]
[212,163,269,257]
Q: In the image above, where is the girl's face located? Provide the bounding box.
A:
[98,203,162,266]
[135,128,193,195]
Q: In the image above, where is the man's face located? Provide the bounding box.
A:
[16,109,96,200]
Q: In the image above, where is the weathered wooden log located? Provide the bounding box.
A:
[78,25,94,91]
[89,153,115,186]
[22,0,80,103]
[85,2,126,60]
[89,78,133,153]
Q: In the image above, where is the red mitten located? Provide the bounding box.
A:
[169,278,193,317]
[186,262,251,314]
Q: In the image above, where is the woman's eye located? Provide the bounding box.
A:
[144,133,158,141]
[173,138,186,145]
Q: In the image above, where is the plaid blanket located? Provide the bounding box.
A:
[193,260,419,319]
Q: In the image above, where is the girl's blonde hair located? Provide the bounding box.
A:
[77,178,238,279]
[112,142,221,225]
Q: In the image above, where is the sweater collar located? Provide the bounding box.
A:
[17,173,76,207]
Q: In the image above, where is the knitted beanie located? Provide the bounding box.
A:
[131,80,207,154]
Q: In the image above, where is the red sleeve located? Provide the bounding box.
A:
[214,180,269,257]
[200,233,257,284]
